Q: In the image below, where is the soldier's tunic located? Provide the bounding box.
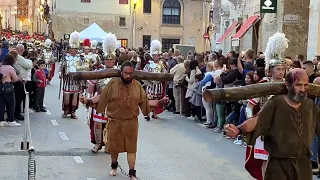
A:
[43,49,56,80]
[250,95,320,180]
[87,66,116,145]
[143,61,167,100]
[96,78,151,153]
[62,54,81,114]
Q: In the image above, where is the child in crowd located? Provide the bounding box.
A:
[188,74,203,121]
[29,58,38,110]
[32,60,47,112]
[234,72,255,147]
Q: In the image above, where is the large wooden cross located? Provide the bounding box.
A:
[203,82,320,103]
[69,68,173,81]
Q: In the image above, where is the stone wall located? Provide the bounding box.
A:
[52,11,133,46]
[282,0,310,58]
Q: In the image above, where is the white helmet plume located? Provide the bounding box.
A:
[91,40,98,49]
[150,40,162,55]
[265,32,289,70]
[44,39,52,48]
[69,31,80,49]
[103,33,117,55]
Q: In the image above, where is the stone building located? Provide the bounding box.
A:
[51,0,211,52]
[216,0,311,59]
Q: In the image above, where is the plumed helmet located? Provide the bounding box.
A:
[69,31,80,49]
[150,40,162,55]
[102,33,117,59]
[265,32,289,70]
[83,38,91,49]
[91,40,98,49]
[44,39,52,48]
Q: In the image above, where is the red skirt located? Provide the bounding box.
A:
[245,146,263,180]
[50,63,56,79]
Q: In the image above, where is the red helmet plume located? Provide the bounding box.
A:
[83,38,91,47]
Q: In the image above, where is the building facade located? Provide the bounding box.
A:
[0,0,43,33]
[216,0,310,59]
[134,0,211,52]
[51,0,133,47]
[51,0,211,52]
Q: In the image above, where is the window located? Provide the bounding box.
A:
[162,0,181,24]
[119,0,128,4]
[118,39,128,48]
[143,0,151,13]
[81,0,91,3]
[84,18,89,25]
[143,35,151,50]
[119,17,126,26]
[162,38,180,52]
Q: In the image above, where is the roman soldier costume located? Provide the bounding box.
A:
[86,33,118,153]
[244,32,288,180]
[90,40,103,70]
[43,39,56,83]
[61,31,82,119]
[143,40,167,120]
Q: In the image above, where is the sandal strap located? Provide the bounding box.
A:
[129,169,136,177]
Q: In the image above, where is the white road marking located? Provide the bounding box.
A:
[73,156,84,163]
[51,120,59,126]
[86,178,96,180]
[58,132,69,140]
[46,110,52,115]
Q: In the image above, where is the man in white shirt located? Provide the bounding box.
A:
[14,44,33,120]
[170,55,186,114]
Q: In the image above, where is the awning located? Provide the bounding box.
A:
[232,15,260,40]
[216,21,239,44]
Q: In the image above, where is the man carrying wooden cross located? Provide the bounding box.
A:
[78,61,167,180]
[221,33,320,179]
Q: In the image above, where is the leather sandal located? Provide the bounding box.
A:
[71,113,78,119]
[91,144,102,153]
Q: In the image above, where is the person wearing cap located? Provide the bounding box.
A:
[60,31,81,119]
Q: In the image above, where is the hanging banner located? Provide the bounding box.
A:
[260,0,277,14]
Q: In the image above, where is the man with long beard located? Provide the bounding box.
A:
[228,68,320,180]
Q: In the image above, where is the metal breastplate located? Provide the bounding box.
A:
[97,77,112,94]
[43,51,53,64]
[76,57,91,71]
[65,55,79,73]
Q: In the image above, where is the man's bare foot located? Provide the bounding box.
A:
[109,169,117,176]
[129,176,137,180]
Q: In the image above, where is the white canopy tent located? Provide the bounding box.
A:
[79,23,107,42]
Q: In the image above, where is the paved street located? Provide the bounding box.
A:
[0,69,255,180]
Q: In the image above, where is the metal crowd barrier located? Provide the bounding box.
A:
[21,83,36,180]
